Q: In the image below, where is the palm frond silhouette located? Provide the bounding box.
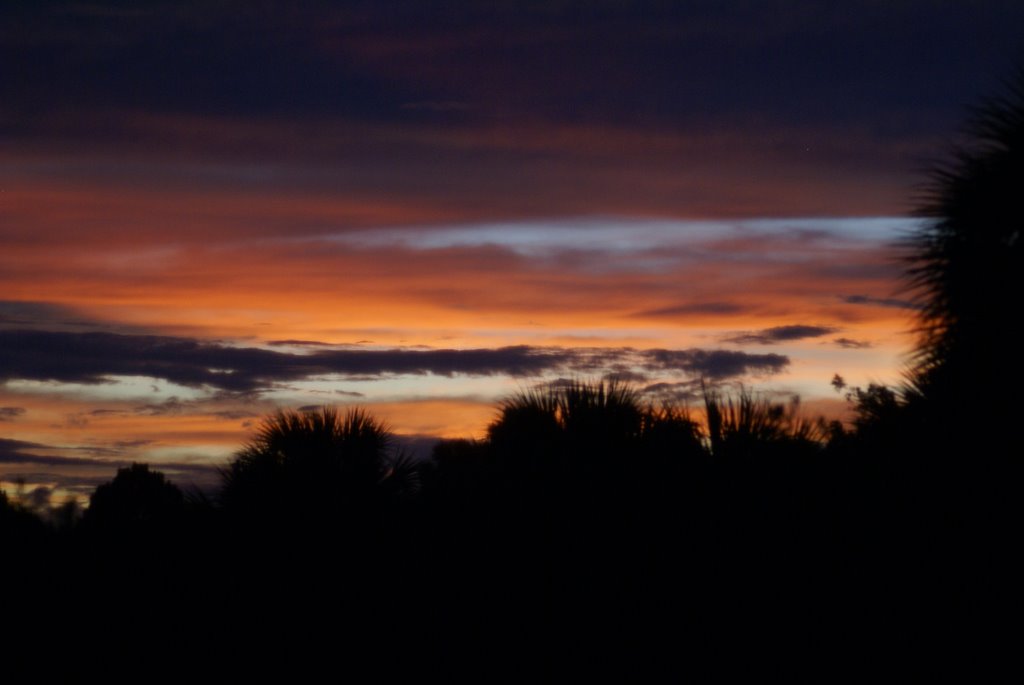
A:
[487,380,647,467]
[703,384,827,459]
[220,406,417,518]
[486,379,708,494]
[907,69,1024,414]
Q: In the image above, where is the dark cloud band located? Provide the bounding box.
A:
[0,330,789,392]
[0,438,220,490]
[724,325,838,345]
[842,295,922,310]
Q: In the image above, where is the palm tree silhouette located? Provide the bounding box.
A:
[907,69,1024,437]
[488,379,646,464]
[890,71,1024,664]
[485,379,708,499]
[220,406,417,521]
[702,384,827,460]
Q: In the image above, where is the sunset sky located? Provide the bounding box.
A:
[3,1,1022,505]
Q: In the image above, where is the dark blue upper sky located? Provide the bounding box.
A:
[5,1,1023,135]
[5,1,1022,223]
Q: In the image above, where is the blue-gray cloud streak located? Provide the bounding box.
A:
[0,330,789,392]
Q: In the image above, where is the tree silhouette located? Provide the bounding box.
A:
[907,69,1024,449]
[0,487,49,541]
[485,379,708,491]
[703,384,827,460]
[82,462,184,536]
[220,406,418,522]
[877,74,1024,670]
[487,379,646,478]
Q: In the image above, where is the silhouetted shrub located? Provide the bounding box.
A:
[0,488,49,541]
[703,385,828,460]
[81,463,184,536]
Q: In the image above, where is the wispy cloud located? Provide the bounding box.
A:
[833,337,872,349]
[631,302,748,318]
[842,294,921,310]
[724,325,838,345]
[0,406,26,421]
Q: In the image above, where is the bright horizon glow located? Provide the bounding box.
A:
[0,213,916,507]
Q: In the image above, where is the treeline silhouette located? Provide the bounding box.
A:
[4,75,1021,678]
[0,381,1004,678]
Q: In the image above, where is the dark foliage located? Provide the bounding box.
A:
[0,487,49,541]
[81,462,185,536]
[907,69,1024,453]
[219,406,418,522]
[703,384,828,459]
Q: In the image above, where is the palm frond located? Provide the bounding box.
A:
[219,405,415,513]
[703,384,828,458]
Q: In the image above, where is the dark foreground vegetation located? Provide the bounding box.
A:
[4,77,1021,678]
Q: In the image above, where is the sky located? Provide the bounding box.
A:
[2,0,1023,506]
